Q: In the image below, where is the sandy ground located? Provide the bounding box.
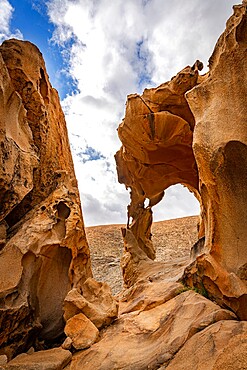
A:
[86,215,199,295]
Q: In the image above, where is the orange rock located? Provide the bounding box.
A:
[0,40,92,358]
[120,228,188,288]
[182,2,247,318]
[115,64,201,259]
[5,348,72,369]
[63,278,118,329]
[166,320,247,370]
[64,313,99,350]
[70,291,236,370]
[116,3,247,320]
[186,3,247,273]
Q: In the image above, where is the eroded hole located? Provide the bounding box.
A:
[57,201,70,220]
[151,184,200,263]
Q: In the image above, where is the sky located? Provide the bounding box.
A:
[0,0,238,226]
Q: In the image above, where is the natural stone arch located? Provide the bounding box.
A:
[115,62,204,260]
[151,184,200,222]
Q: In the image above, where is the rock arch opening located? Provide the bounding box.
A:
[152,184,200,222]
[151,184,200,263]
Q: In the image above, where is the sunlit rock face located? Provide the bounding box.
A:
[115,63,202,260]
[184,2,247,319]
[0,39,92,359]
[116,3,247,319]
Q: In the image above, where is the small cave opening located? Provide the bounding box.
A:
[39,68,48,103]
[57,201,71,220]
[151,184,200,263]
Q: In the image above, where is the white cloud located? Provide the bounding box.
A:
[152,184,199,222]
[0,0,22,43]
[46,0,237,226]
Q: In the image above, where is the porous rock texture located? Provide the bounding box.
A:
[115,61,202,260]
[0,39,92,359]
[116,2,247,320]
[2,3,247,369]
[183,2,247,319]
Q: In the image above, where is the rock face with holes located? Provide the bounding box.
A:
[115,62,202,260]
[183,2,247,319]
[0,39,92,359]
[116,2,247,320]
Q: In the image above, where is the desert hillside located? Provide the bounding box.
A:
[86,215,199,294]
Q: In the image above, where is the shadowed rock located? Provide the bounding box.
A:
[0,39,92,359]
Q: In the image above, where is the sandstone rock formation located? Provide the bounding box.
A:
[116,2,247,320]
[183,2,247,319]
[70,290,236,370]
[5,348,72,370]
[0,39,92,359]
[63,278,118,329]
[1,2,247,369]
[115,61,202,260]
[166,320,247,370]
[64,313,99,350]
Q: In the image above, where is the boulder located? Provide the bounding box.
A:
[63,278,118,329]
[64,313,99,350]
[5,348,72,370]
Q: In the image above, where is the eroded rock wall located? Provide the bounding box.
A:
[116,3,247,319]
[0,39,92,359]
[115,63,202,260]
[183,3,247,319]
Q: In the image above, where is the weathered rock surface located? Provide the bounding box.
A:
[63,278,118,329]
[121,227,190,289]
[2,2,247,369]
[116,2,247,320]
[0,39,92,359]
[115,62,202,260]
[166,320,247,370]
[64,313,99,350]
[182,2,247,318]
[119,279,183,315]
[5,348,72,370]
[70,290,236,370]
[182,253,247,320]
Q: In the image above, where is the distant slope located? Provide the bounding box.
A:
[86,215,199,295]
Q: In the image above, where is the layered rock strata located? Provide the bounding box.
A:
[0,39,92,359]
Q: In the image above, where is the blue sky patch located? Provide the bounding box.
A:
[77,146,106,163]
[8,0,76,99]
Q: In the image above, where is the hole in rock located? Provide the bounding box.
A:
[151,184,200,262]
[39,68,48,101]
[37,246,72,341]
[57,201,71,220]
[144,198,149,208]
[152,184,199,222]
